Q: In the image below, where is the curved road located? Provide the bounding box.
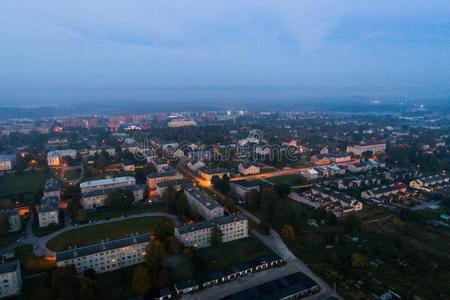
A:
[1,211,180,258]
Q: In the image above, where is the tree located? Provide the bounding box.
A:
[0,215,9,236]
[221,174,231,192]
[123,189,135,206]
[351,253,367,269]
[175,192,189,218]
[162,185,176,211]
[343,214,362,233]
[80,277,99,300]
[105,191,123,209]
[224,196,236,211]
[281,224,296,241]
[132,266,151,294]
[260,220,271,235]
[211,175,222,190]
[261,187,277,221]
[165,235,181,254]
[74,209,87,223]
[154,219,174,241]
[145,239,166,272]
[325,211,338,225]
[51,265,81,300]
[210,226,223,247]
[274,183,290,196]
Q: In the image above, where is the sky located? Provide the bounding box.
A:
[1,0,450,105]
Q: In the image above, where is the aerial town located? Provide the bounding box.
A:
[0,110,449,299]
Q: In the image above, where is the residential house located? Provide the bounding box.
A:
[198,167,230,182]
[238,162,261,175]
[409,174,449,192]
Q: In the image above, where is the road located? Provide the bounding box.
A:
[1,211,180,258]
[229,159,359,182]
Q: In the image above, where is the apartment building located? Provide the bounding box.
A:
[175,214,248,248]
[80,176,136,193]
[81,185,145,209]
[187,159,206,171]
[346,142,386,156]
[0,210,21,233]
[56,234,150,274]
[184,187,224,220]
[43,178,62,201]
[0,155,16,171]
[231,180,260,199]
[147,167,183,190]
[47,149,77,166]
[156,178,193,196]
[37,197,60,227]
[0,261,21,298]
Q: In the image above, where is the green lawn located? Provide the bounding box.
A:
[47,217,171,251]
[86,202,167,220]
[266,174,301,186]
[282,213,450,300]
[0,169,57,197]
[15,244,55,276]
[32,219,64,237]
[16,265,138,300]
[63,168,82,180]
[0,231,24,250]
[196,236,275,275]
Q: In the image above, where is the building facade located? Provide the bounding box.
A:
[0,155,16,171]
[175,214,249,248]
[80,176,136,193]
[47,150,77,166]
[184,187,224,220]
[56,234,150,274]
[0,261,22,298]
[346,142,386,156]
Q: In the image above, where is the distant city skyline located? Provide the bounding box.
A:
[1,0,450,104]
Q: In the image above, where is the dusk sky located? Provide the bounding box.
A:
[1,0,450,104]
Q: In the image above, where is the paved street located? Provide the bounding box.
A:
[1,211,180,257]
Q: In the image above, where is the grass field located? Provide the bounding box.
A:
[266,174,301,186]
[282,212,450,300]
[63,167,82,180]
[47,217,171,251]
[0,169,57,197]
[16,265,137,300]
[0,231,23,250]
[86,202,167,220]
[196,236,275,275]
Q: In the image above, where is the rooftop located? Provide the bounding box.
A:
[80,176,136,189]
[176,214,247,234]
[56,233,150,261]
[185,187,222,210]
[0,261,19,274]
